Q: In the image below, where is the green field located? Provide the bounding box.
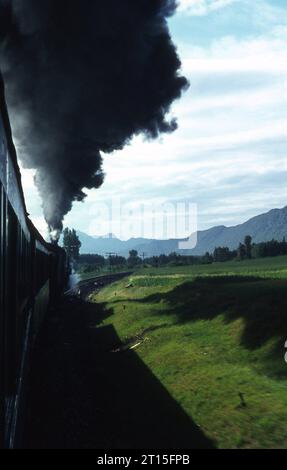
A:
[78,267,131,281]
[92,256,287,449]
[79,255,287,281]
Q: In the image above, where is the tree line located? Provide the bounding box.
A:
[63,227,287,271]
[200,235,287,264]
[78,250,142,273]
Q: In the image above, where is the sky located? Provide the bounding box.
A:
[20,0,287,239]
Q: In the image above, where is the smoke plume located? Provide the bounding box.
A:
[0,0,188,240]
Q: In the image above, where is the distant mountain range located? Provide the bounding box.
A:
[74,206,287,257]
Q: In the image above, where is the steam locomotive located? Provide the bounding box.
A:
[0,75,68,448]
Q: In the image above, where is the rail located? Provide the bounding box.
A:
[64,271,133,297]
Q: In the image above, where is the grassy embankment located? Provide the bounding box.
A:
[91,255,287,449]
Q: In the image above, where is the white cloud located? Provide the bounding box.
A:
[178,0,239,16]
[179,30,287,72]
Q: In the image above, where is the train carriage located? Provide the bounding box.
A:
[0,74,67,448]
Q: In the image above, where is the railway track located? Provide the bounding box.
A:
[64,271,133,299]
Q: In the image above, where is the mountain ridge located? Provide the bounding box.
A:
[74,206,287,257]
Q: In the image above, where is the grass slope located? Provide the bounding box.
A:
[92,256,287,449]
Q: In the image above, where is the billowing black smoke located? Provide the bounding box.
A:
[0,0,188,240]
